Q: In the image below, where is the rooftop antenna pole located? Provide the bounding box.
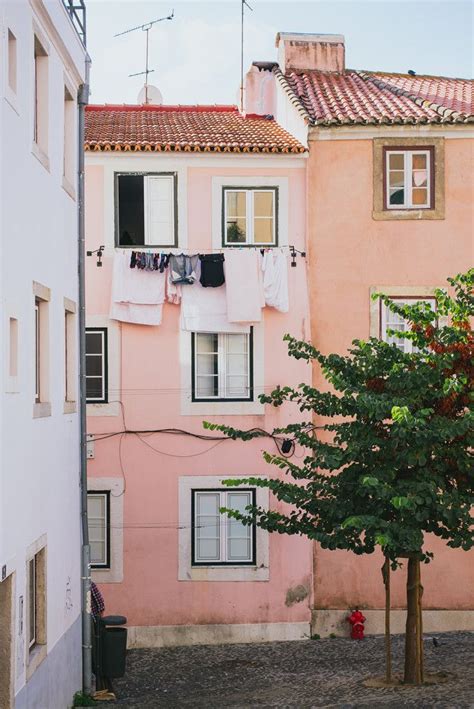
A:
[240,0,253,113]
[114,10,174,105]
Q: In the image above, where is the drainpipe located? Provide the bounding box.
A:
[78,53,92,697]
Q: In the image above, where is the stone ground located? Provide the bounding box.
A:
[112,631,473,708]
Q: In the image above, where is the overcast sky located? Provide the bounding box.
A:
[86,0,473,106]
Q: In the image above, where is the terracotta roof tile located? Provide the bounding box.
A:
[276,69,473,126]
[85,105,306,153]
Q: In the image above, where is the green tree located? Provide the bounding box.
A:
[206,270,473,685]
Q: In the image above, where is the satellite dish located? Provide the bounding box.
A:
[138,84,163,105]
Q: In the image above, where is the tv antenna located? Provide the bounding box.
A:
[240,0,253,113]
[114,11,174,104]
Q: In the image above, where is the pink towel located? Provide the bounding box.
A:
[225,250,264,323]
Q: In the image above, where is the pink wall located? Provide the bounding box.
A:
[307,137,474,609]
[86,161,314,628]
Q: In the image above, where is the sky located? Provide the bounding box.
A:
[86,0,473,106]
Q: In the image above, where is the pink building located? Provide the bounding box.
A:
[85,33,473,645]
[267,33,474,636]
[84,105,313,646]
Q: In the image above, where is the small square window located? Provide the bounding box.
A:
[192,489,256,565]
[115,173,177,247]
[192,331,253,401]
[223,187,277,245]
[85,328,107,403]
[87,492,110,568]
[385,149,433,210]
[380,297,436,353]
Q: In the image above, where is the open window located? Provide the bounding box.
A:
[115,173,177,247]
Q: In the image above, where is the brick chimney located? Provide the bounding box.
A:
[276,32,345,73]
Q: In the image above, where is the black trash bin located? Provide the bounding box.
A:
[100,615,127,679]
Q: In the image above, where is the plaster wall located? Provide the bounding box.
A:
[306,133,474,611]
[85,155,314,634]
[0,0,85,701]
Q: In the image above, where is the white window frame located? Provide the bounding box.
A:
[193,332,252,401]
[223,187,277,246]
[385,149,432,210]
[380,297,436,353]
[87,492,110,569]
[85,328,107,403]
[116,172,177,247]
[179,476,269,582]
[192,489,255,566]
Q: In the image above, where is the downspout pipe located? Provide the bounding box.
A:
[78,53,92,697]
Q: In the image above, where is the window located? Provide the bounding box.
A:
[380,297,436,353]
[33,282,50,415]
[86,328,107,403]
[192,331,252,401]
[385,149,433,209]
[223,187,277,245]
[27,548,46,653]
[34,299,40,402]
[115,173,177,247]
[8,30,17,93]
[63,86,75,188]
[9,317,18,378]
[33,35,48,153]
[192,489,256,565]
[64,301,76,406]
[87,492,110,568]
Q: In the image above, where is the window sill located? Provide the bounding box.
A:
[4,88,19,116]
[64,400,77,414]
[31,142,50,172]
[87,402,120,417]
[62,175,76,201]
[33,402,52,419]
[182,565,269,582]
[26,643,47,679]
[182,399,264,416]
[372,207,444,221]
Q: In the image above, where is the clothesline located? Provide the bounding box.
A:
[119,244,301,254]
[110,247,289,327]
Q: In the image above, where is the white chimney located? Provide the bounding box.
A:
[276,32,345,73]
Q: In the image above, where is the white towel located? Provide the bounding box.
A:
[181,281,250,333]
[110,250,166,326]
[261,249,289,313]
[225,250,264,323]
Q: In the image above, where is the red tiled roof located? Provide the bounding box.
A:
[276,69,473,126]
[84,105,306,153]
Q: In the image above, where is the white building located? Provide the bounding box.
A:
[0,1,87,706]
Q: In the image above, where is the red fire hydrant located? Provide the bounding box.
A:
[347,608,366,640]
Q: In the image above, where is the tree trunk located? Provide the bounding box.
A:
[404,556,424,684]
[382,556,392,683]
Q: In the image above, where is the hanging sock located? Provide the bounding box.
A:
[130,251,137,269]
[199,253,225,288]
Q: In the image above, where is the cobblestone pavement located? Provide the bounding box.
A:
[113,632,473,708]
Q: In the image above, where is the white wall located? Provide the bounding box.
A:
[0,0,85,703]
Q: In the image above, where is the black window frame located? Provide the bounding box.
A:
[114,171,178,248]
[221,186,279,247]
[191,328,254,403]
[191,488,257,567]
[87,490,111,570]
[85,327,108,404]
